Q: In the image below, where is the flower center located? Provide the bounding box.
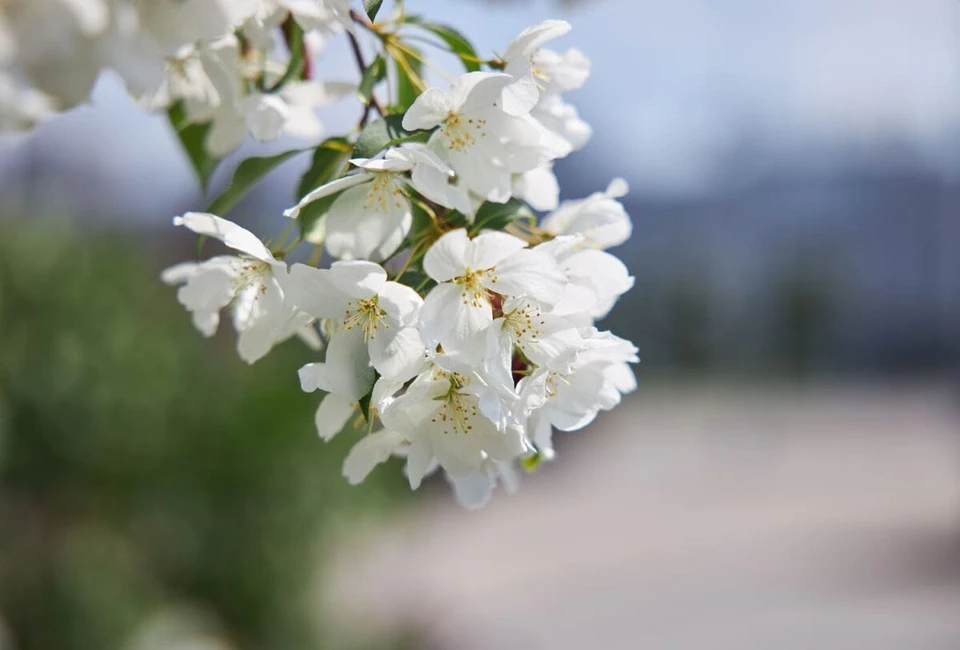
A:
[362,172,404,213]
[431,388,479,435]
[230,259,271,294]
[440,111,487,153]
[342,296,388,340]
[453,267,496,308]
[503,301,545,345]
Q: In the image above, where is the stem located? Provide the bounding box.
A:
[346,28,384,125]
[267,19,305,92]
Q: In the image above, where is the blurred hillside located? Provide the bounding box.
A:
[0,226,412,650]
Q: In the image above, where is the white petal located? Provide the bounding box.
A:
[343,430,405,484]
[448,72,513,114]
[315,393,357,441]
[160,261,199,285]
[514,165,559,212]
[406,439,433,490]
[420,282,492,348]
[327,260,387,298]
[466,231,527,270]
[500,74,540,117]
[369,326,426,382]
[422,228,469,282]
[324,328,375,401]
[284,263,350,319]
[324,180,411,261]
[402,87,450,130]
[173,212,273,262]
[486,249,566,304]
[377,281,423,327]
[283,172,371,219]
[503,20,571,62]
[606,177,629,198]
[241,93,289,142]
[447,471,494,510]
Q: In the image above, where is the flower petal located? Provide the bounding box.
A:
[369,326,426,381]
[422,228,469,282]
[327,260,388,298]
[377,281,423,327]
[174,212,273,261]
[283,172,371,219]
[402,87,450,130]
[343,430,405,485]
[284,263,350,319]
[486,249,566,304]
[503,19,571,62]
[466,231,527,270]
[314,392,356,441]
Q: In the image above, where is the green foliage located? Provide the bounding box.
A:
[0,226,410,650]
[362,0,383,21]
[358,54,388,106]
[207,149,304,216]
[295,138,354,243]
[352,115,428,160]
[405,18,482,72]
[168,103,219,191]
[392,46,424,112]
[470,198,535,234]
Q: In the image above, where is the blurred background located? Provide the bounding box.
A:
[1,0,959,648]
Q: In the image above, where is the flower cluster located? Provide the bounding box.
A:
[1,0,351,149]
[5,1,639,508]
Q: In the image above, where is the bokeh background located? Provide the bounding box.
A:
[1,0,959,648]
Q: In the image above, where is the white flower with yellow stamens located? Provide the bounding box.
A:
[402,72,543,204]
[284,145,454,261]
[161,212,320,364]
[418,228,567,360]
[290,260,427,439]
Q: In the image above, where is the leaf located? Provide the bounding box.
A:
[353,115,429,159]
[295,137,353,199]
[393,46,424,111]
[167,102,219,191]
[362,0,382,21]
[206,149,303,215]
[294,138,354,243]
[470,199,535,234]
[406,18,482,72]
[357,54,387,105]
[358,383,376,422]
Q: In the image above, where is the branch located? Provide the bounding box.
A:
[346,28,385,126]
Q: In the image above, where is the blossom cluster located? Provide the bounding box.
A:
[1,0,352,149]
[4,1,639,508]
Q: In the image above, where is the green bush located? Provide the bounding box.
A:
[0,225,409,650]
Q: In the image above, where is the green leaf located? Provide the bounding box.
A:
[470,198,535,234]
[294,138,354,243]
[357,54,387,105]
[353,115,430,159]
[295,137,353,199]
[362,0,382,21]
[357,382,377,422]
[167,102,219,191]
[393,46,424,111]
[206,149,303,215]
[406,18,481,72]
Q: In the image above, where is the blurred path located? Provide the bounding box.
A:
[323,382,960,650]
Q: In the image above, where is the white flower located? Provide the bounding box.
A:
[512,164,559,211]
[161,212,318,363]
[284,145,453,261]
[541,177,632,249]
[402,72,543,204]
[483,296,582,395]
[241,0,350,50]
[523,328,638,457]
[530,94,592,159]
[535,235,635,322]
[0,72,56,131]
[418,228,567,357]
[291,259,426,406]
[499,19,571,116]
[382,368,528,489]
